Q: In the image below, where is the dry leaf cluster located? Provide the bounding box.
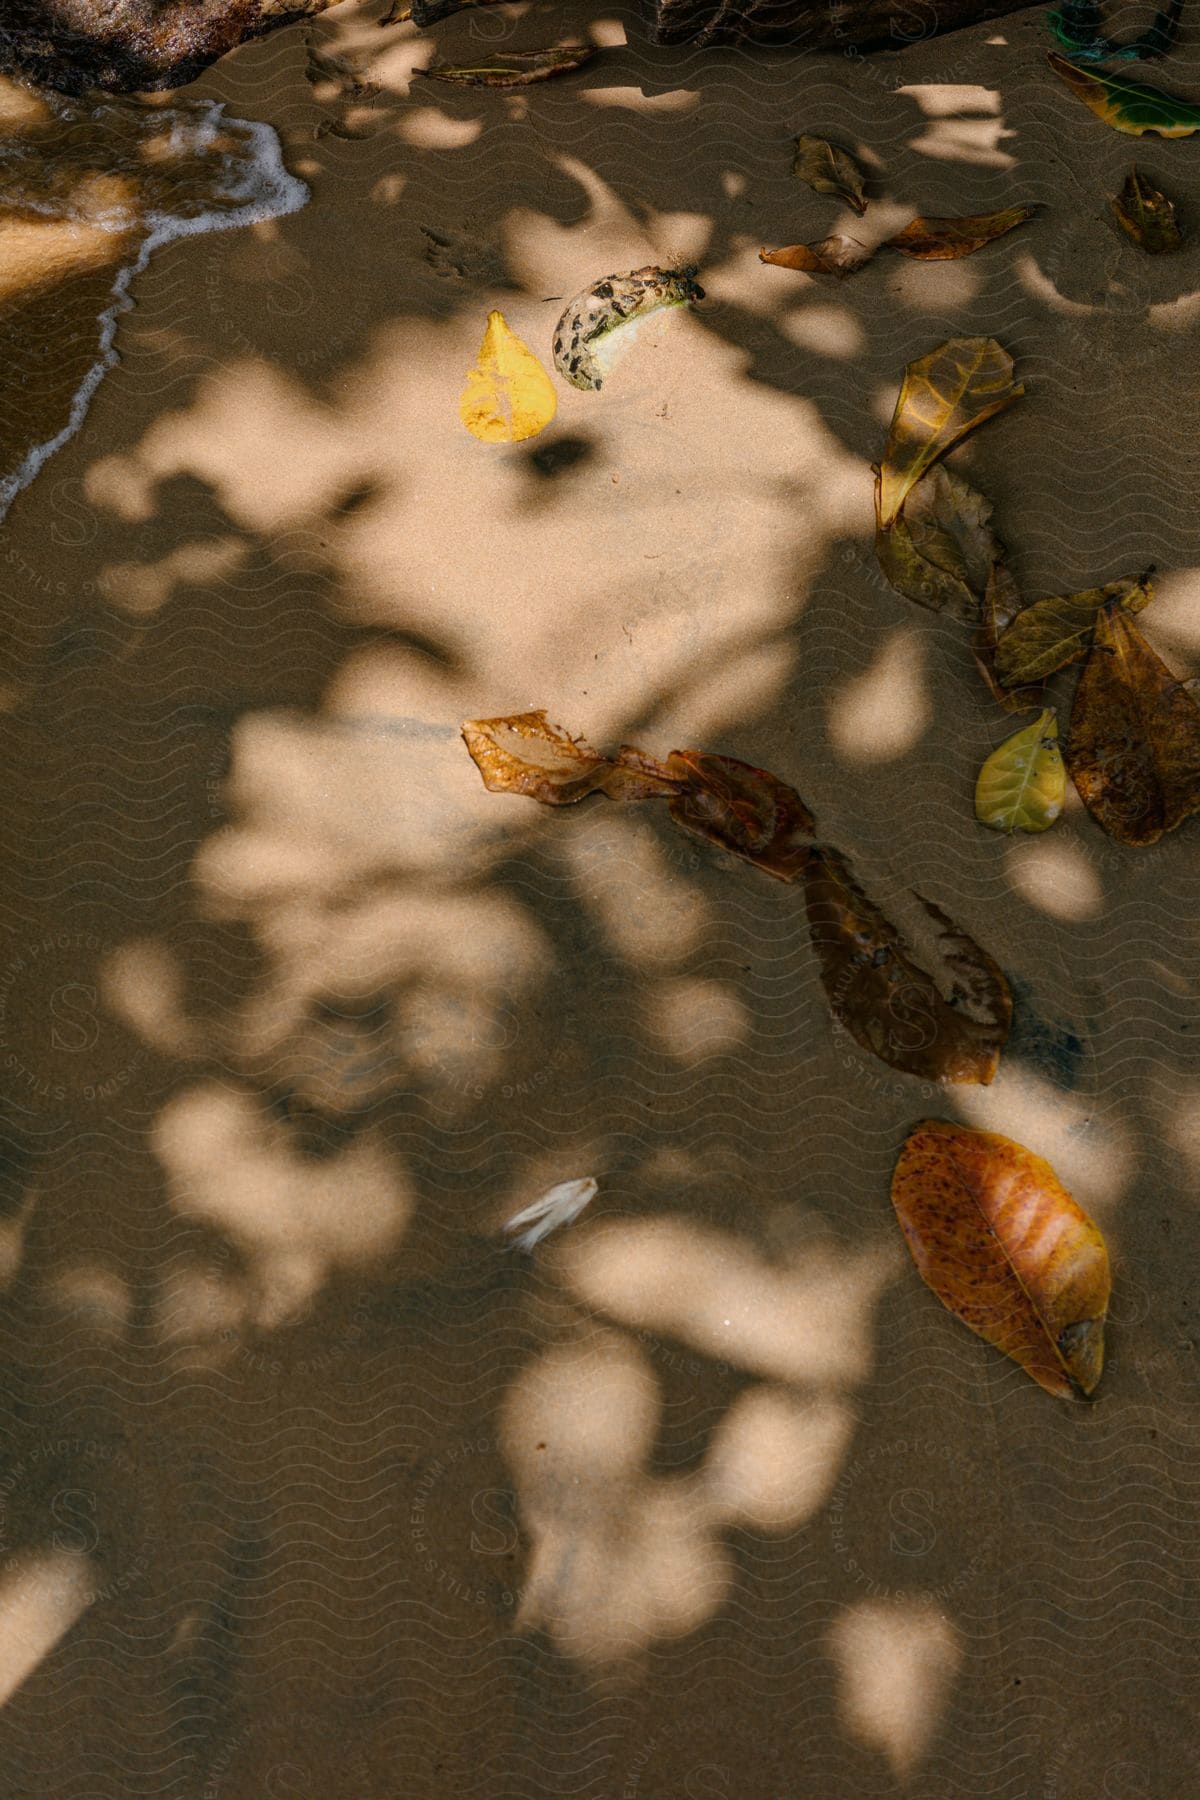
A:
[873,337,1200,846]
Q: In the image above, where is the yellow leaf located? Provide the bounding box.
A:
[975,708,1065,834]
[459,311,556,443]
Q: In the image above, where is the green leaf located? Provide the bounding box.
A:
[975,709,1066,834]
[1048,52,1200,137]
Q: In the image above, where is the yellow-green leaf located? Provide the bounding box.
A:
[879,337,1023,528]
[459,311,557,444]
[1112,168,1183,252]
[994,574,1153,687]
[1048,52,1200,138]
[975,709,1066,834]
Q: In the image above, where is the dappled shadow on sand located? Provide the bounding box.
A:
[0,3,1198,1794]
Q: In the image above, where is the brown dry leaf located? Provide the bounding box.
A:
[994,573,1153,687]
[664,751,817,881]
[891,1120,1111,1399]
[1112,167,1183,252]
[1065,603,1200,845]
[803,847,1012,1084]
[461,711,677,804]
[791,133,869,214]
[886,205,1039,260]
[878,337,1024,528]
[758,236,870,277]
[420,45,596,86]
[380,0,412,21]
[874,464,1004,621]
[975,559,1043,713]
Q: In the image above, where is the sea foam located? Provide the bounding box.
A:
[0,82,309,523]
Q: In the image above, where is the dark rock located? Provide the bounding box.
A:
[0,0,344,94]
[644,0,1041,47]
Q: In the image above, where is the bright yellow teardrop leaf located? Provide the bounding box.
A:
[459,310,556,443]
[975,708,1065,834]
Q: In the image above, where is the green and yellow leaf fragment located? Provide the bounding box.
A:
[1048,51,1200,137]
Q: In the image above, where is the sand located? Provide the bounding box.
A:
[0,1,1198,1793]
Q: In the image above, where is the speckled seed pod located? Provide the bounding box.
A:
[551,264,705,391]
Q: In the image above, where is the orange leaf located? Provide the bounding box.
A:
[891,1120,1111,1399]
[461,711,677,804]
[758,236,870,276]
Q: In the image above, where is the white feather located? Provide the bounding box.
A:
[502,1177,598,1252]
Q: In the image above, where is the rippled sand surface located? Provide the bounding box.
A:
[0,5,1198,1795]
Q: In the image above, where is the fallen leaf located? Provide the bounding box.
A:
[663,751,817,880]
[1112,167,1183,251]
[503,1176,597,1251]
[792,133,868,214]
[891,1120,1111,1398]
[803,847,1012,1084]
[994,573,1154,687]
[420,45,596,86]
[759,236,870,276]
[1048,51,1200,136]
[974,559,1044,713]
[1065,603,1200,845]
[459,311,557,444]
[380,0,412,21]
[461,711,678,802]
[878,337,1023,528]
[885,206,1039,260]
[975,708,1066,833]
[874,465,1002,621]
[552,265,704,391]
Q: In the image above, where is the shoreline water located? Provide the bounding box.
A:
[0,79,308,524]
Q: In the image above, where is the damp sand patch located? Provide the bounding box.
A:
[0,77,308,522]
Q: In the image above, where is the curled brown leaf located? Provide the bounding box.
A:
[1112,167,1183,251]
[885,205,1039,260]
[803,846,1012,1085]
[664,751,816,881]
[758,235,870,277]
[1065,603,1200,845]
[875,465,1003,622]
